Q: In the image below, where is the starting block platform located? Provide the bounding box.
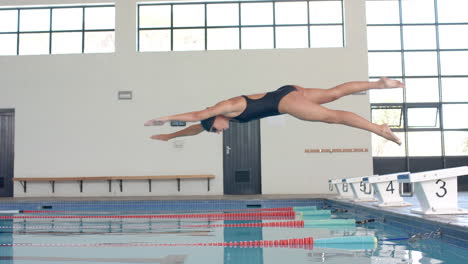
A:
[329,179,353,200]
[342,176,376,202]
[363,172,412,207]
[398,166,468,215]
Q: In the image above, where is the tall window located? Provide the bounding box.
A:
[138,0,344,52]
[0,4,115,56]
[367,0,468,159]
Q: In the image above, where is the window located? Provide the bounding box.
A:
[405,78,439,103]
[371,106,403,128]
[444,131,468,156]
[138,0,344,52]
[0,5,115,56]
[407,107,439,128]
[367,0,468,157]
[442,78,468,102]
[372,132,406,157]
[368,52,402,77]
[407,131,442,156]
[443,104,468,129]
[371,104,405,157]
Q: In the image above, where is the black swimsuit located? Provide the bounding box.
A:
[232,85,297,123]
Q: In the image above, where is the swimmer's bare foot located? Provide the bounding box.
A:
[377,77,405,89]
[381,124,401,145]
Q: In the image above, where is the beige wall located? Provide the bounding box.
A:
[0,0,372,197]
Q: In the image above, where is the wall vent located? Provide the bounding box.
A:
[118,91,133,100]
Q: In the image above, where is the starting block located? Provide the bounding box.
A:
[329,179,353,200]
[363,172,412,207]
[342,176,377,202]
[398,166,468,215]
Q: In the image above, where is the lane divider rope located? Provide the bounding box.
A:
[19,206,301,214]
[0,236,377,249]
[0,220,307,230]
[0,219,357,230]
[0,211,296,220]
[0,239,314,248]
[0,239,315,248]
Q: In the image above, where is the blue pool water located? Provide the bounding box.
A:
[0,199,467,264]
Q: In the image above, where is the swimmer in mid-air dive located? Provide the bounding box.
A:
[145,77,404,145]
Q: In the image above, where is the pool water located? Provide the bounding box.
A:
[0,201,467,264]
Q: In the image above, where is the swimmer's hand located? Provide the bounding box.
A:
[379,77,405,89]
[150,134,172,141]
[144,117,168,126]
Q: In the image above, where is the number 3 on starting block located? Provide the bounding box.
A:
[397,166,468,215]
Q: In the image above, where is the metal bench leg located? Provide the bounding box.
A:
[21,181,27,193]
[177,179,180,192]
[148,179,152,192]
[49,181,55,193]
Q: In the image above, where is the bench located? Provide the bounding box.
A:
[13,175,215,193]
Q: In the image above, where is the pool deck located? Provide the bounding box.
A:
[0,194,334,201]
[1,192,467,229]
[329,192,468,229]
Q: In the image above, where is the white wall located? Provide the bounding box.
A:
[0,0,373,197]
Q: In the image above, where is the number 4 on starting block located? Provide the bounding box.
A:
[398,166,468,215]
[363,172,412,207]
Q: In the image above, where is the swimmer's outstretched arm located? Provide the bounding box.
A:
[144,100,236,126]
[150,124,204,141]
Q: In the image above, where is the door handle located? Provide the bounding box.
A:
[226,146,232,155]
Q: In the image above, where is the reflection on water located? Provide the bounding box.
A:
[224,220,263,264]
[0,214,467,264]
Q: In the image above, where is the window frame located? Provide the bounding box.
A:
[137,0,345,52]
[0,4,115,56]
[367,0,468,159]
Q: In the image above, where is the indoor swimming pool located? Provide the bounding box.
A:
[0,199,467,264]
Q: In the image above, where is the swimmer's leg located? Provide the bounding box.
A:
[330,77,405,97]
[299,77,405,105]
[282,96,401,145]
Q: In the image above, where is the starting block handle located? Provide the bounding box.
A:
[361,181,372,195]
[399,182,413,197]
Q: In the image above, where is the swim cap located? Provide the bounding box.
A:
[201,116,216,132]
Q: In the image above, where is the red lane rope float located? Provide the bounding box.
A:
[21,207,296,214]
[0,211,296,220]
[0,220,306,230]
[0,237,315,249]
